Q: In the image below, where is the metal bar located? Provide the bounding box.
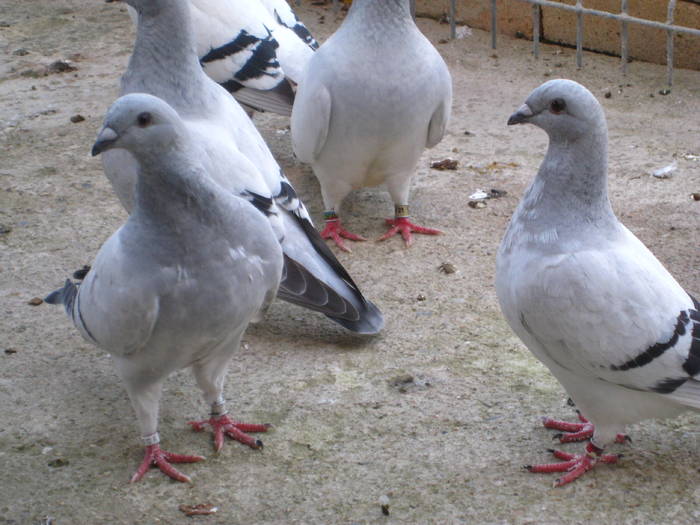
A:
[513,0,700,38]
[491,0,498,49]
[576,0,583,68]
[532,4,540,58]
[666,0,677,86]
[620,0,629,75]
[449,0,457,40]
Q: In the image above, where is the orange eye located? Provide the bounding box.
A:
[550,98,566,114]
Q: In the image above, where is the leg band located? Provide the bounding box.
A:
[394,204,410,218]
[141,432,160,446]
[324,210,339,221]
[210,400,227,417]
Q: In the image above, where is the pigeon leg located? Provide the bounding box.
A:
[130,438,204,483]
[320,211,366,252]
[525,442,622,487]
[189,413,269,452]
[189,347,270,452]
[543,410,629,444]
[378,205,442,247]
[119,374,203,482]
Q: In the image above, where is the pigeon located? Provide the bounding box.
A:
[104,0,383,335]
[290,0,452,251]
[119,0,317,116]
[496,79,700,486]
[47,93,284,482]
[257,0,319,50]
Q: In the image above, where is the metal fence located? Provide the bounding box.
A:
[297,1,700,85]
[478,0,700,86]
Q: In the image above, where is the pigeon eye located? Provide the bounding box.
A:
[550,98,566,114]
[137,112,152,127]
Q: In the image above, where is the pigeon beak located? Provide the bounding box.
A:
[507,104,534,126]
[91,126,119,156]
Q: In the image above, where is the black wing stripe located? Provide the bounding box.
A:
[200,28,280,83]
[682,294,700,376]
[610,310,689,371]
[651,377,688,394]
[75,288,98,344]
[242,190,276,217]
[273,10,319,49]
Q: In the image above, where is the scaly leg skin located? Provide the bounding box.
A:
[130,441,204,483]
[377,206,441,247]
[320,211,366,252]
[189,414,270,452]
[525,442,622,487]
[543,410,630,444]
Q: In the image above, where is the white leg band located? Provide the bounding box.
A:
[141,432,160,446]
[210,400,227,417]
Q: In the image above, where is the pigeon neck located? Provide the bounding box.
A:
[527,131,615,225]
[347,0,413,26]
[124,4,208,103]
[134,147,214,224]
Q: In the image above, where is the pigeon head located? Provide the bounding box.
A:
[92,93,184,157]
[507,79,606,141]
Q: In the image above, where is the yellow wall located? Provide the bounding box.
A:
[415,0,700,70]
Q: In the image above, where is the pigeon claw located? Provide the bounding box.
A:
[320,219,366,252]
[189,414,269,452]
[526,445,621,487]
[378,217,442,247]
[542,413,629,444]
[130,444,204,483]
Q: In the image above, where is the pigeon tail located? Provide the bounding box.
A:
[45,279,78,315]
[221,77,295,116]
[278,255,383,335]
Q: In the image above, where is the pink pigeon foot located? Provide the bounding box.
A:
[189,414,270,452]
[378,217,442,247]
[542,411,630,444]
[320,219,366,252]
[130,444,204,483]
[525,442,622,487]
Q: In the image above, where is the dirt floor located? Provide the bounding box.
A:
[1,1,700,524]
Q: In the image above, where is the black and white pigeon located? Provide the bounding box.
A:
[104,0,383,335]
[48,93,284,483]
[120,0,317,115]
[290,0,452,251]
[496,79,700,486]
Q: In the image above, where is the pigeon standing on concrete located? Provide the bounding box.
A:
[119,0,317,115]
[496,79,699,486]
[48,93,284,482]
[290,0,452,251]
[104,0,383,335]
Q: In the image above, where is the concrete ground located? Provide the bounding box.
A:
[1,1,699,524]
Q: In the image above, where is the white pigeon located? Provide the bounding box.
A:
[105,0,383,335]
[47,93,284,483]
[118,0,317,115]
[496,79,700,486]
[290,0,452,251]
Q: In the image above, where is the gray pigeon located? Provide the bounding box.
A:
[47,93,283,483]
[290,0,452,251]
[496,79,699,486]
[104,0,383,335]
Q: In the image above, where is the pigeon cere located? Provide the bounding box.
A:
[1,1,699,524]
